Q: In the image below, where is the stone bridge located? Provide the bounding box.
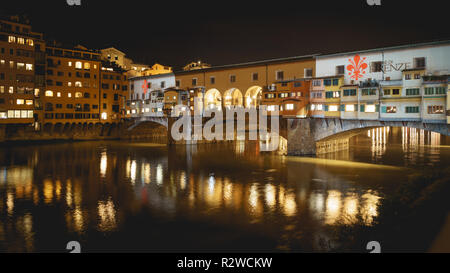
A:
[128,115,450,155]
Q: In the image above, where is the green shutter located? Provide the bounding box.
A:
[324,105,329,111]
[340,104,345,111]
[376,105,380,112]
[381,106,387,113]
[360,105,365,112]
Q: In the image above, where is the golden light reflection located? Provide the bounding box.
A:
[7,191,14,216]
[100,152,107,177]
[361,191,380,225]
[283,193,297,217]
[43,179,53,204]
[142,163,151,184]
[265,184,276,209]
[130,160,137,184]
[342,194,359,224]
[180,171,186,190]
[325,190,342,225]
[97,198,117,232]
[156,164,163,186]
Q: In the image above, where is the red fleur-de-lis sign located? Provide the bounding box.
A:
[141,80,148,95]
[347,55,368,81]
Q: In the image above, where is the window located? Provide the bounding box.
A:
[435,87,446,94]
[294,82,302,87]
[75,81,82,87]
[17,37,25,44]
[371,61,383,72]
[68,61,72,67]
[210,76,215,84]
[57,92,61,97]
[329,105,339,112]
[405,106,420,113]
[424,87,434,95]
[176,80,180,87]
[386,106,397,113]
[361,89,377,96]
[8,36,16,43]
[75,92,83,98]
[343,89,356,96]
[332,79,339,86]
[336,65,345,75]
[405,74,411,80]
[406,88,420,96]
[414,57,426,68]
[230,75,236,83]
[276,71,284,80]
[383,89,391,95]
[267,105,276,112]
[345,104,355,112]
[160,81,165,88]
[324,79,332,86]
[75,62,82,69]
[392,89,400,95]
[428,105,444,114]
[252,72,258,81]
[26,64,33,71]
[45,90,54,97]
[192,78,197,86]
[16,99,24,105]
[304,68,313,78]
[312,80,321,87]
[414,74,421,79]
[285,104,294,110]
[325,91,340,98]
[84,63,90,70]
[365,105,376,113]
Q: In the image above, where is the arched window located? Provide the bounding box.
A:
[75,62,82,69]
[45,90,53,97]
[75,92,83,98]
[84,62,90,70]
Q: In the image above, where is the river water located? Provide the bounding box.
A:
[0,127,449,252]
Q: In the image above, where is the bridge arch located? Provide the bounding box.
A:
[287,118,450,155]
[244,86,262,108]
[205,88,222,110]
[224,88,243,108]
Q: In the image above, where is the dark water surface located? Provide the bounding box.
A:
[0,127,449,252]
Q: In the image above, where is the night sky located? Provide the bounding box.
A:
[1,0,449,70]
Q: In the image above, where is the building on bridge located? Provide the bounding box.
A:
[315,40,450,124]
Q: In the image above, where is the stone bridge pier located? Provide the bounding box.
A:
[286,118,450,156]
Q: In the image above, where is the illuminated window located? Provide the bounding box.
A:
[329,105,339,112]
[345,104,355,112]
[14,110,20,118]
[27,110,33,118]
[0,86,4,93]
[285,104,294,110]
[17,37,25,44]
[68,82,72,87]
[267,105,276,112]
[84,63,90,70]
[386,106,397,113]
[17,63,25,69]
[26,64,33,71]
[68,61,72,67]
[75,81,82,87]
[8,36,16,43]
[57,92,61,97]
[75,92,83,98]
[68,93,72,98]
[16,99,24,105]
[75,62,82,69]
[9,87,14,94]
[26,39,34,46]
[45,90,54,97]
[365,105,376,113]
[0,112,6,119]
[26,100,33,105]
[34,89,40,96]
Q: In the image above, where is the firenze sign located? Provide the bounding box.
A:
[347,54,413,80]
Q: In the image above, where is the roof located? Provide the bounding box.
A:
[174,54,318,75]
[101,47,126,56]
[129,72,175,81]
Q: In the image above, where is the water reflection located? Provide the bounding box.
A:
[0,126,449,252]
